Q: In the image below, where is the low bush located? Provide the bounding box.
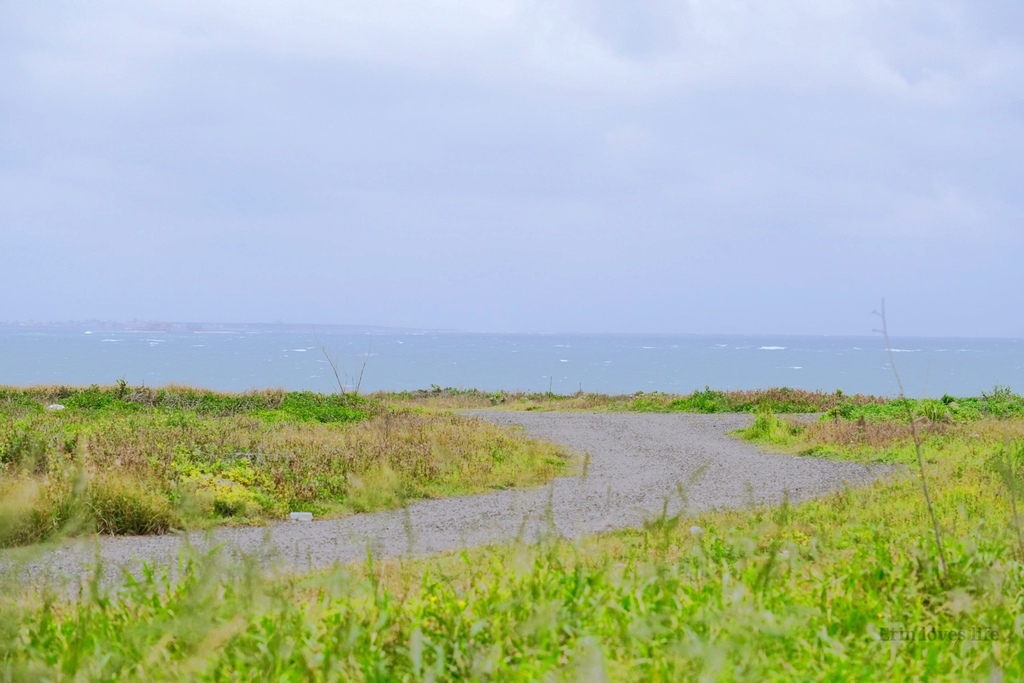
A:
[88,474,180,535]
[740,406,804,444]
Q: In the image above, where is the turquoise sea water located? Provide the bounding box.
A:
[1,328,1021,398]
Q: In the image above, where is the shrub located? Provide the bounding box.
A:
[88,474,180,535]
[741,406,802,444]
[682,387,732,413]
[0,475,84,546]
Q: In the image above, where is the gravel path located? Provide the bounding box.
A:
[7,412,890,587]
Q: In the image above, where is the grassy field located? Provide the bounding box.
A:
[375,385,891,414]
[0,385,572,547]
[2,385,1024,680]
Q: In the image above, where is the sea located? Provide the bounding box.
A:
[1,326,1021,398]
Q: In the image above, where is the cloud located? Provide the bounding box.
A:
[1,0,1022,333]
[8,0,1022,101]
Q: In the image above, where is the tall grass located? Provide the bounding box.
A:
[5,383,1024,679]
[381,385,890,414]
[737,406,803,444]
[3,417,1023,680]
[0,385,572,547]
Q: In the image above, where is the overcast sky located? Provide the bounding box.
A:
[2,1,1022,336]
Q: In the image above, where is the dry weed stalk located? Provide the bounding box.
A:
[874,299,948,583]
[314,329,372,396]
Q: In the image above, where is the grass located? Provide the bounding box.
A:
[3,385,1024,679]
[379,385,889,414]
[386,385,1024,421]
[738,406,1024,467]
[0,385,573,547]
[737,405,805,445]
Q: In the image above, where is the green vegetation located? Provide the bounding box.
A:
[380,385,888,414]
[3,385,1024,679]
[824,386,1024,423]
[734,389,1024,467]
[0,383,368,422]
[0,385,572,547]
[737,406,805,444]
[385,385,1024,420]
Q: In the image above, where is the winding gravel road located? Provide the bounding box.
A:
[8,412,889,586]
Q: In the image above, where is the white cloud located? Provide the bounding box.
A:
[2,0,1022,333]
[8,0,1021,103]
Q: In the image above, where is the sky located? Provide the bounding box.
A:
[2,1,1022,336]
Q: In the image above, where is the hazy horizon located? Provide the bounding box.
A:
[3,2,1022,337]
[2,318,1020,340]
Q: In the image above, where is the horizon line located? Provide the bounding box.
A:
[0,320,1019,340]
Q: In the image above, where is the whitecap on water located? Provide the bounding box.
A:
[759,346,786,350]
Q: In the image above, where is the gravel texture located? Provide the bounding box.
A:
[7,412,890,588]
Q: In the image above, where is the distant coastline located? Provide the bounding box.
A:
[0,320,434,334]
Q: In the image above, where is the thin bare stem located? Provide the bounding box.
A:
[313,327,347,398]
[874,298,948,582]
[353,336,371,396]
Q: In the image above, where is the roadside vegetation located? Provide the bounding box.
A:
[738,385,1024,463]
[380,385,889,414]
[0,385,572,547]
[3,385,1024,679]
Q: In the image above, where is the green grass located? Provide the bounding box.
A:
[380,385,889,414]
[384,385,1024,422]
[0,385,573,547]
[3,416,1023,680]
[0,384,369,422]
[736,406,805,445]
[3,386,1024,680]
[823,387,1024,423]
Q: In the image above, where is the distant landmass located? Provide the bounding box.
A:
[0,320,434,334]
